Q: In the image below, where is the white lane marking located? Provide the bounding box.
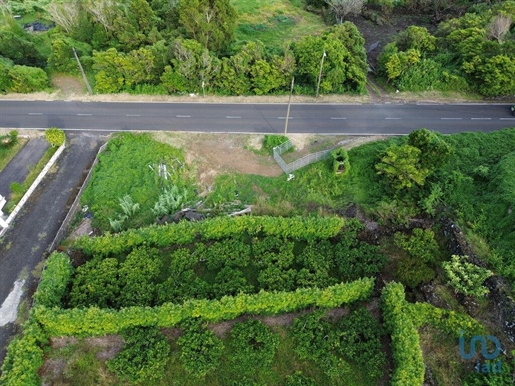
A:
[126,114,141,117]
[226,116,241,119]
[385,117,401,120]
[441,117,462,120]
[28,113,42,115]
[500,118,515,120]
[176,115,191,118]
[0,280,25,327]
[330,117,347,120]
[471,118,491,120]
[77,113,92,116]
[278,117,292,119]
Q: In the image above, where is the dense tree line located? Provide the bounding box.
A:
[1,0,368,95]
[378,2,515,96]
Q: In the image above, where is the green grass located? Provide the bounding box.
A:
[231,0,327,48]
[41,324,371,386]
[4,145,57,212]
[81,133,194,232]
[0,137,27,171]
[208,138,390,215]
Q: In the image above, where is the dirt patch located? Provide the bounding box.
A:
[151,132,387,194]
[67,217,93,240]
[152,132,283,192]
[51,75,87,99]
[84,335,124,361]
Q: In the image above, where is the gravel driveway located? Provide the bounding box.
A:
[0,132,103,367]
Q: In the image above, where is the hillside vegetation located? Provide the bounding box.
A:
[1,1,514,98]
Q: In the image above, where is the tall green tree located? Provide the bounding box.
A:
[376,144,430,190]
[177,0,237,52]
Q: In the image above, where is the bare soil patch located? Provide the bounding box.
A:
[152,132,387,194]
[51,75,86,98]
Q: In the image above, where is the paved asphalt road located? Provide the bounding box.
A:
[0,133,102,366]
[0,138,49,198]
[1,101,515,134]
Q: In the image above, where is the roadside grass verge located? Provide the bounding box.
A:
[233,0,327,49]
[80,133,195,232]
[207,138,390,214]
[4,145,57,212]
[0,137,28,171]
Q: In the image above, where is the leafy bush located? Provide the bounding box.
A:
[106,326,170,384]
[394,228,439,288]
[33,252,73,308]
[285,372,317,386]
[443,255,493,297]
[0,321,47,386]
[9,182,24,195]
[178,319,223,378]
[263,134,290,152]
[0,130,18,148]
[8,65,49,93]
[333,307,386,380]
[331,147,350,176]
[45,127,66,147]
[228,319,279,374]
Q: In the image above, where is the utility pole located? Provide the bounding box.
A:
[284,77,295,136]
[73,47,93,95]
[315,51,326,98]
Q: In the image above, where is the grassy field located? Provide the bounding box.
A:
[41,318,378,386]
[231,0,327,48]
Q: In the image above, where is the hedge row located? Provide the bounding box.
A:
[34,278,374,337]
[381,282,425,386]
[74,215,345,256]
[0,321,46,386]
[407,302,485,338]
[32,252,73,308]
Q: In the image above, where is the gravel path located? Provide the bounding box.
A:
[0,138,49,198]
[0,132,103,367]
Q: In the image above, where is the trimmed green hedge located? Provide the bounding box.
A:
[0,321,46,386]
[407,302,484,338]
[381,282,425,386]
[75,215,345,256]
[32,252,73,308]
[35,278,374,337]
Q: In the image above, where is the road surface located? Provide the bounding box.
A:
[1,101,514,134]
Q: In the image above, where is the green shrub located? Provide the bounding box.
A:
[443,255,493,297]
[9,182,24,195]
[228,319,279,374]
[333,307,386,380]
[178,319,223,378]
[331,147,350,176]
[106,326,170,384]
[8,65,49,93]
[285,372,317,386]
[33,252,73,308]
[45,127,66,148]
[263,134,291,152]
[0,321,46,386]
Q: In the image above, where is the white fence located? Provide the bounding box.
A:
[273,140,333,174]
